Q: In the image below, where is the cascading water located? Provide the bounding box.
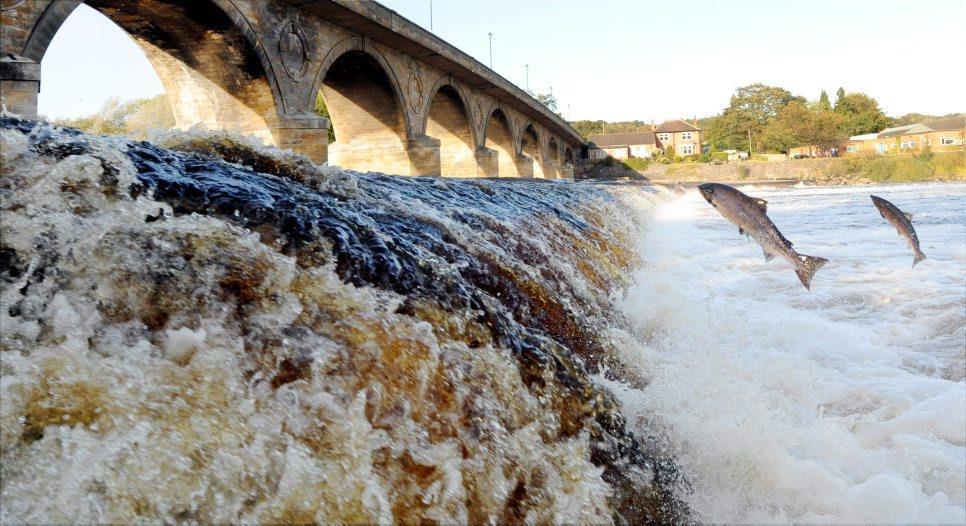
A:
[606,185,965,523]
[0,117,684,524]
[5,118,962,524]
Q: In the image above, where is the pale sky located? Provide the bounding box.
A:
[39,0,966,122]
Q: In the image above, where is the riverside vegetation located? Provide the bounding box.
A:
[580,151,965,185]
[571,83,963,184]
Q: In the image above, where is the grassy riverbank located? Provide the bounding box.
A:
[816,152,965,183]
[631,151,966,185]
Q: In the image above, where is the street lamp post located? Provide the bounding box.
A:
[488,32,493,67]
[525,64,529,92]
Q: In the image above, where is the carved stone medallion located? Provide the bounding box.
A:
[406,61,424,113]
[279,19,309,81]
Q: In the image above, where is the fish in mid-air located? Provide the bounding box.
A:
[698,183,828,290]
[870,195,926,266]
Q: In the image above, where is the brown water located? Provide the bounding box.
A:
[0,117,683,523]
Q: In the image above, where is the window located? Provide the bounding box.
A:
[681,132,692,140]
[680,144,694,155]
[846,145,857,153]
[657,133,670,141]
[900,140,916,149]
[941,137,956,145]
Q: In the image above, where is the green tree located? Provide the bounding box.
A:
[762,101,846,154]
[811,109,847,152]
[833,91,892,136]
[313,94,337,142]
[569,119,654,139]
[834,87,846,109]
[707,83,805,151]
[762,102,808,153]
[533,90,558,113]
[818,90,832,112]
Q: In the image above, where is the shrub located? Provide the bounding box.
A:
[738,165,751,179]
[823,152,964,182]
[50,95,175,139]
[662,147,679,164]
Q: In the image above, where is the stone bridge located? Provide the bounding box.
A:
[1,0,583,178]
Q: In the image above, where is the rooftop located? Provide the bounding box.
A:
[588,131,657,148]
[655,119,700,133]
[877,125,916,139]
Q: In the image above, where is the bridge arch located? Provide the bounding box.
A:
[2,0,583,176]
[21,0,291,148]
[310,38,414,140]
[484,107,520,177]
[547,137,562,179]
[521,123,545,179]
[316,47,416,174]
[423,79,476,177]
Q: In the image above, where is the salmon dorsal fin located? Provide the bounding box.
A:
[754,198,768,213]
[904,212,913,220]
[738,227,746,236]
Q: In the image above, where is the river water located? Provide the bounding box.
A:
[1,116,963,523]
[608,183,966,523]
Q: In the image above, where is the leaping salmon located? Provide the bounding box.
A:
[699,183,828,290]
[870,195,926,266]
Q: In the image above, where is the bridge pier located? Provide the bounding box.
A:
[474,147,499,177]
[0,56,40,117]
[540,160,560,180]
[561,164,575,180]
[515,155,535,178]
[270,115,330,164]
[408,135,442,176]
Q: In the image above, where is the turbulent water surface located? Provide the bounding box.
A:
[1,117,964,524]
[0,118,681,524]
[608,183,966,523]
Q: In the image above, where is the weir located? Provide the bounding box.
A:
[0,0,582,178]
[0,116,683,523]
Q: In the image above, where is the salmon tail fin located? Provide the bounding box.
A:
[913,251,926,267]
[795,254,829,290]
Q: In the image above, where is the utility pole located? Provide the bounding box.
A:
[429,0,433,31]
[567,104,571,121]
[748,129,753,156]
[525,64,529,92]
[488,32,493,68]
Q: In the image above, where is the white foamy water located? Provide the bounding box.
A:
[609,182,966,523]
